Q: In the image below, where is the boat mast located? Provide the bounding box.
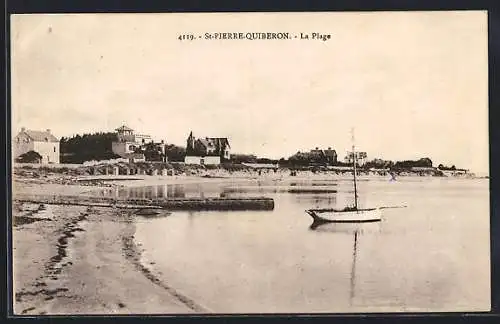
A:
[351,128,358,210]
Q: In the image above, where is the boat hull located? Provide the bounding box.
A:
[306,208,382,223]
[135,208,172,217]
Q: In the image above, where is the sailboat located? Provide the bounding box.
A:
[306,129,382,223]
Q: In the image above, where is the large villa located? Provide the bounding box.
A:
[185,131,231,165]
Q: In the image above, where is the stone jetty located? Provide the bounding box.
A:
[13,194,275,211]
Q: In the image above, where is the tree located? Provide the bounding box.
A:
[137,142,166,162]
[165,144,186,162]
[288,152,311,166]
[364,158,387,169]
[417,157,433,167]
[393,157,433,169]
[437,164,459,171]
[230,154,258,164]
[256,158,279,164]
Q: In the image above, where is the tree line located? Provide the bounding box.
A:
[60,132,121,163]
[231,154,435,170]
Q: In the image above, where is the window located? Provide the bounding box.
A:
[54,147,56,152]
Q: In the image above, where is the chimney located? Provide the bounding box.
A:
[46,129,51,133]
[21,127,25,132]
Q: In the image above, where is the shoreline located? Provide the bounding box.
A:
[121,220,211,313]
[12,179,206,315]
[73,173,486,189]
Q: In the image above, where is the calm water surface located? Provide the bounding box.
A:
[117,177,489,313]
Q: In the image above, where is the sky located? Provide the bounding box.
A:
[11,11,489,173]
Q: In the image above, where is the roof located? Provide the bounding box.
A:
[197,137,230,148]
[309,150,325,157]
[115,125,134,132]
[198,138,211,148]
[135,134,152,138]
[20,130,59,142]
[215,138,230,147]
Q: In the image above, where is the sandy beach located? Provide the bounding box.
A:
[12,177,209,315]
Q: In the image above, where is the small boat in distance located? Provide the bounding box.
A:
[135,208,172,217]
[306,128,382,224]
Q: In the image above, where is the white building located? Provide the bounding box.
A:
[112,125,145,156]
[185,156,224,165]
[13,128,60,164]
[111,125,167,162]
[184,131,231,165]
[344,151,367,166]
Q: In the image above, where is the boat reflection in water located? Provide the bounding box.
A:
[309,220,382,233]
[309,221,382,306]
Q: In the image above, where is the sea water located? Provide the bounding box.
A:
[124,177,489,313]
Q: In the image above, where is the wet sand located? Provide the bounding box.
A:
[12,178,204,315]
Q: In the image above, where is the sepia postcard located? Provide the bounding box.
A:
[10,11,490,315]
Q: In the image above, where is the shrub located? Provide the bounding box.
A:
[15,151,42,163]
